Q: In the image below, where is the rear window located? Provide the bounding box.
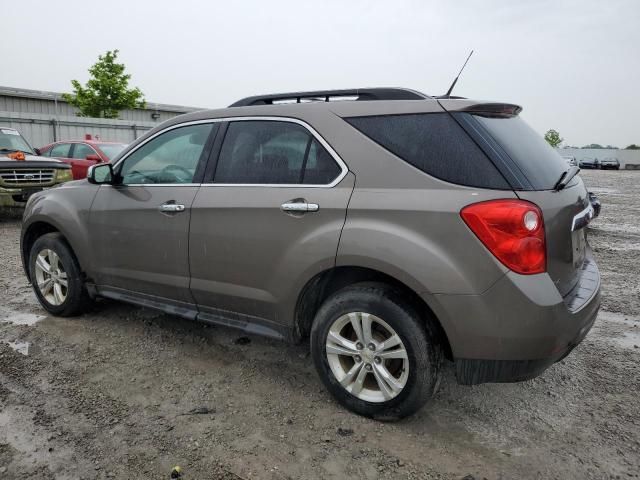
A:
[345,113,509,189]
[471,115,567,190]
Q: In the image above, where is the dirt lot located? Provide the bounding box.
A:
[1,170,639,479]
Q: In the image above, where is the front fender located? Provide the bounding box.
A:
[21,181,99,278]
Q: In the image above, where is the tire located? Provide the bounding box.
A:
[310,282,443,420]
[29,232,91,316]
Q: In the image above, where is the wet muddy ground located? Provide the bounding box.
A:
[1,170,639,479]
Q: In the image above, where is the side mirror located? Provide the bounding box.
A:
[87,163,115,184]
[86,154,102,162]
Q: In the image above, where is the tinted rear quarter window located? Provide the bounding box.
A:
[471,115,567,190]
[345,113,510,189]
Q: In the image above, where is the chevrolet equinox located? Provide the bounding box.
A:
[21,88,600,419]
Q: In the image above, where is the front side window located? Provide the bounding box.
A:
[72,143,97,159]
[214,120,341,185]
[119,123,215,185]
[50,143,71,158]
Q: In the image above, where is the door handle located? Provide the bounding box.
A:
[159,203,186,213]
[281,202,319,213]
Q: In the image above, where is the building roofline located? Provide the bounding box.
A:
[0,85,201,113]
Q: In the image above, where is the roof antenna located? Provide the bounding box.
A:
[444,50,474,97]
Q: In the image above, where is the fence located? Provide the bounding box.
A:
[0,110,159,148]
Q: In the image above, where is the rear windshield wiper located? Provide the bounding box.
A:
[554,165,580,191]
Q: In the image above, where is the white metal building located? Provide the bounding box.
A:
[0,85,202,147]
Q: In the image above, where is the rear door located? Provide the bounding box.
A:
[188,118,353,334]
[68,143,100,179]
[88,122,218,306]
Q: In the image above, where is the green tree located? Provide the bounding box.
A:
[544,129,563,148]
[625,144,640,150]
[63,50,145,119]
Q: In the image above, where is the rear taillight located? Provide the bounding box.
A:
[460,199,546,275]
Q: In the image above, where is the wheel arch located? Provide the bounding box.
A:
[294,265,453,360]
[21,220,84,282]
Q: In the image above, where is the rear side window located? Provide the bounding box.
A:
[345,113,509,189]
[71,143,96,159]
[214,120,341,185]
[471,115,567,190]
[50,143,71,157]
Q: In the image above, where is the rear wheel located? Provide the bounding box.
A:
[29,233,91,316]
[310,282,443,420]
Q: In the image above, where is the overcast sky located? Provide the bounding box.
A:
[1,0,638,146]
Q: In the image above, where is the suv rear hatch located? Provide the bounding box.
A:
[443,101,594,301]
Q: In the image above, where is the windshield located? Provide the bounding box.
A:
[96,143,127,160]
[0,128,35,154]
[472,115,568,190]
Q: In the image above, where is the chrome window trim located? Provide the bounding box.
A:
[111,116,349,188]
[571,203,595,232]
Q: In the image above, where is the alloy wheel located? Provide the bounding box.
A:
[34,248,68,306]
[325,312,409,403]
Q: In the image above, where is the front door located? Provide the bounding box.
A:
[88,122,218,306]
[189,119,353,335]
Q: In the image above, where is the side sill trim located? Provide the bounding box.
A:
[93,285,291,341]
[96,285,198,320]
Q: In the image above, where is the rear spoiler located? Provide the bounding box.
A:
[460,103,523,118]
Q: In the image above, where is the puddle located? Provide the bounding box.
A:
[593,311,640,350]
[0,309,44,326]
[609,331,640,349]
[7,341,30,355]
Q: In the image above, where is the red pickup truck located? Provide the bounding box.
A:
[38,140,126,179]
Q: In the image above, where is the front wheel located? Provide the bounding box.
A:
[29,233,91,316]
[310,282,443,420]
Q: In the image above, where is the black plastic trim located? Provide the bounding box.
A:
[229,88,429,107]
[192,123,221,183]
[451,112,532,190]
[455,357,554,385]
[563,249,600,313]
[202,122,228,183]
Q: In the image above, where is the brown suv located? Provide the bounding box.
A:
[21,88,600,419]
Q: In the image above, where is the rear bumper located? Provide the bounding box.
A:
[424,248,601,385]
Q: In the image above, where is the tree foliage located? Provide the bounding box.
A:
[544,129,563,148]
[625,144,640,150]
[62,50,145,119]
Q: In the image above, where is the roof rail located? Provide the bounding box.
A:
[229,87,429,107]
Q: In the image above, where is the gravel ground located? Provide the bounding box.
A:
[0,170,639,479]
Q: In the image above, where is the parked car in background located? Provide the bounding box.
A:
[599,157,620,170]
[0,127,72,211]
[562,155,578,167]
[21,88,600,419]
[579,157,600,169]
[38,140,127,179]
